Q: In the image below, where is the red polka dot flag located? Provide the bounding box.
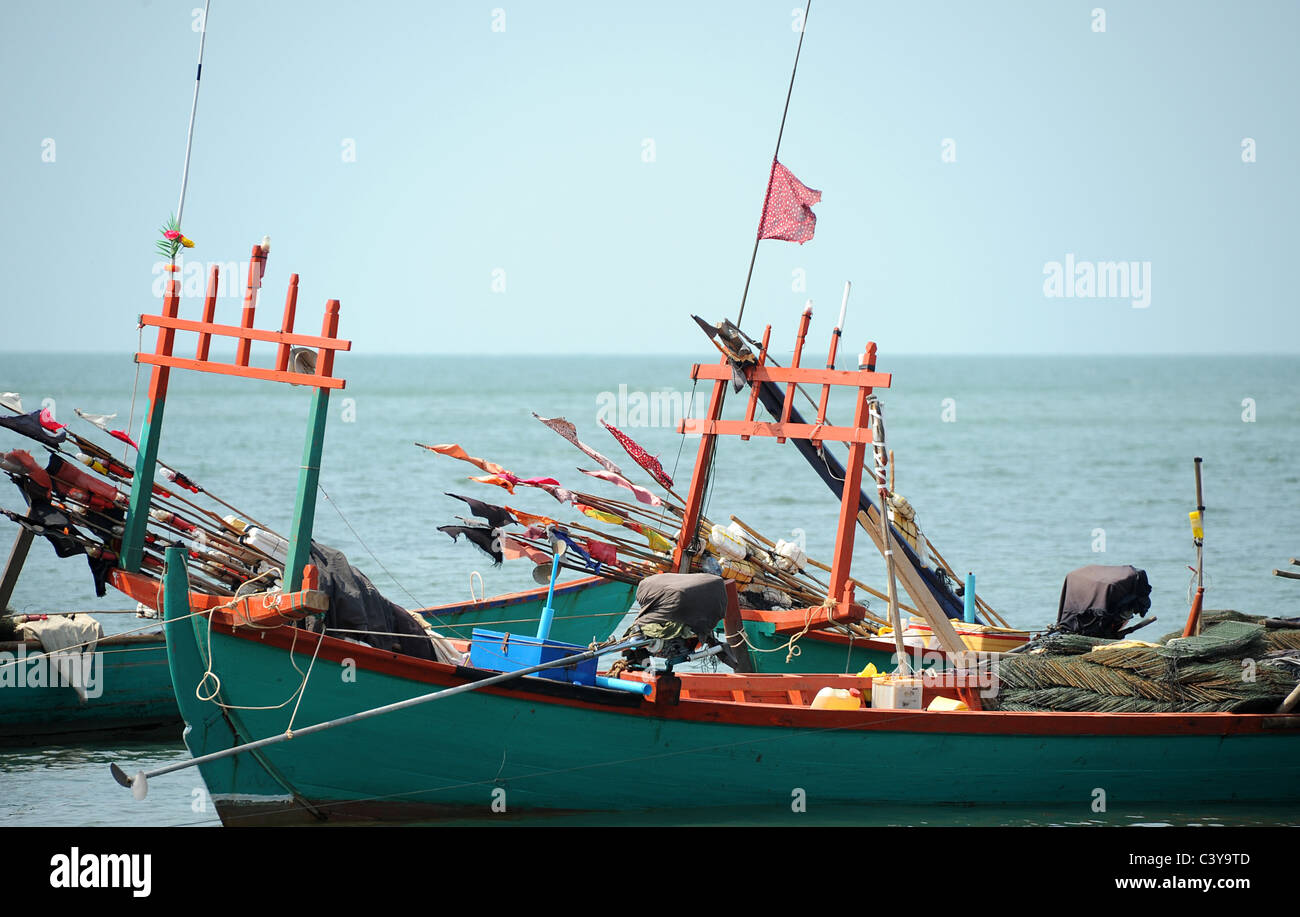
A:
[757,160,821,244]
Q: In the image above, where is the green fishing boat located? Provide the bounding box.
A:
[0,628,178,741]
[111,551,1298,825]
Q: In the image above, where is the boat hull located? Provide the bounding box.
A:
[0,633,179,741]
[167,608,1300,825]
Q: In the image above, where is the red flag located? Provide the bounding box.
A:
[602,421,673,489]
[758,160,820,244]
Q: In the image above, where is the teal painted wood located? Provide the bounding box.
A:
[422,578,637,645]
[284,387,330,593]
[167,614,1300,823]
[735,624,932,675]
[0,635,178,740]
[163,547,294,809]
[120,405,166,573]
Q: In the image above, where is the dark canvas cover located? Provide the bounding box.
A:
[309,542,436,660]
[1057,564,1152,637]
[632,572,728,639]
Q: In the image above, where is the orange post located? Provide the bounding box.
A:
[275,274,300,372]
[318,300,340,378]
[236,243,267,367]
[196,265,219,361]
[672,357,729,573]
[812,325,842,446]
[826,347,875,615]
[778,305,812,444]
[740,325,771,442]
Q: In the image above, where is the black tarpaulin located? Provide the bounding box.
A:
[1056,564,1152,638]
[308,542,437,661]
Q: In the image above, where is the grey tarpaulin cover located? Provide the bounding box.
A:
[1056,564,1152,638]
[309,542,437,661]
[629,573,739,667]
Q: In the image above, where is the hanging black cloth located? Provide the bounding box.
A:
[1,505,84,559]
[0,410,66,449]
[443,493,513,530]
[436,524,503,566]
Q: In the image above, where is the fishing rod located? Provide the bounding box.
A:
[111,626,656,799]
[61,446,272,565]
[5,401,274,539]
[0,506,238,597]
[4,452,258,593]
[72,420,278,536]
[31,437,276,576]
[31,496,241,594]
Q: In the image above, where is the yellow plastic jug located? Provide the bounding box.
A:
[811,687,863,710]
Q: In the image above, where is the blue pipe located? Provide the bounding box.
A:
[596,675,652,696]
[535,550,562,641]
[964,572,977,624]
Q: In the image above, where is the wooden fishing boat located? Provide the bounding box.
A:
[0,626,177,741]
[137,558,1300,825]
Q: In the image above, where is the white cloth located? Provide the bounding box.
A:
[17,614,104,702]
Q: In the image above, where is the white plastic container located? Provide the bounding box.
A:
[709,523,747,560]
[774,538,807,572]
[240,525,289,564]
[871,675,923,710]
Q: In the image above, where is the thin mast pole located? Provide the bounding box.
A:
[176,0,212,228]
[736,0,812,329]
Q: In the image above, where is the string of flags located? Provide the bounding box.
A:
[418,413,832,611]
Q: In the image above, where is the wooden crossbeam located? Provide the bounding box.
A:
[679,418,875,444]
[689,362,892,390]
[139,314,351,355]
[134,353,346,390]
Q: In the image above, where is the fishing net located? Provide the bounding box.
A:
[987,612,1300,713]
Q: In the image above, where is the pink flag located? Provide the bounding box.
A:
[533,414,624,476]
[579,468,663,507]
[501,536,550,564]
[758,160,820,244]
[602,421,673,489]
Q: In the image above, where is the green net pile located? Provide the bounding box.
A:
[986,611,1300,713]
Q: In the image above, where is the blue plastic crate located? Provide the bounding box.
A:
[469,629,598,686]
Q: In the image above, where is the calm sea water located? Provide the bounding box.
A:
[1,352,1298,826]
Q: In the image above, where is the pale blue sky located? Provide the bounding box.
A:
[1,1,1295,355]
